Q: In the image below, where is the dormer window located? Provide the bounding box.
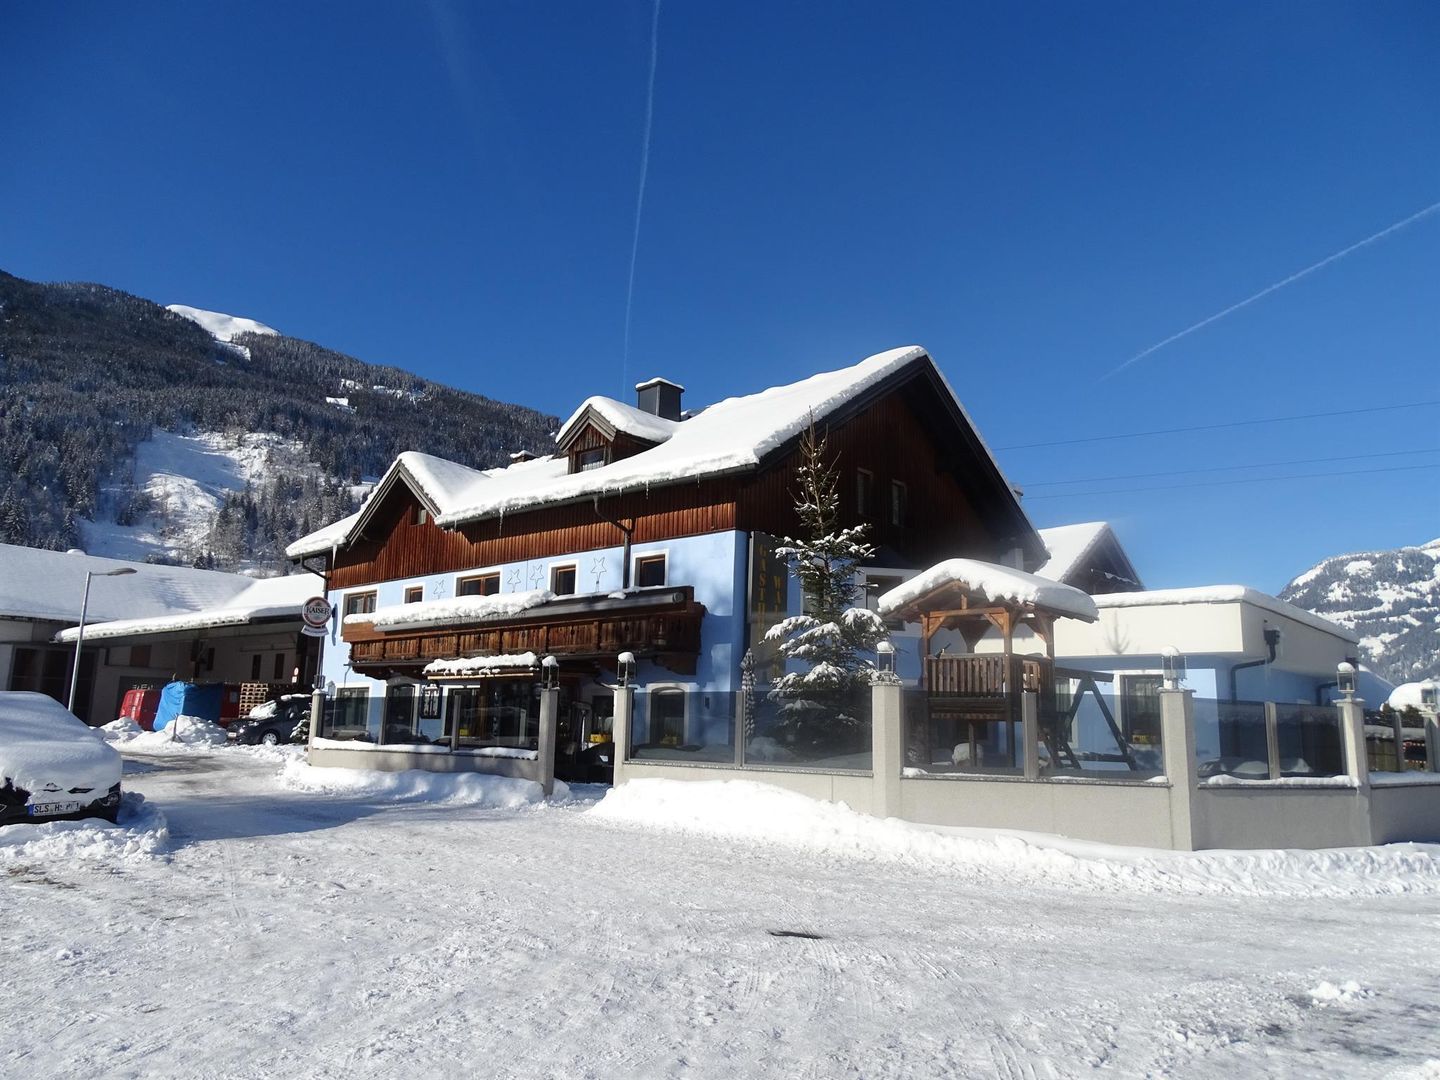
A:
[576,447,609,472]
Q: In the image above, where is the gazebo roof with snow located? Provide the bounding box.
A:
[878,558,1098,658]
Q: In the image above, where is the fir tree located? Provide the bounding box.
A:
[764,419,888,719]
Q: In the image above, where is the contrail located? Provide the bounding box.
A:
[621,0,662,396]
[1106,198,1440,379]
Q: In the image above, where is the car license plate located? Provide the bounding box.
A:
[29,801,83,817]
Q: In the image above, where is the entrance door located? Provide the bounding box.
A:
[382,684,417,744]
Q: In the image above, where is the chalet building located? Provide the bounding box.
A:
[287,346,1049,777]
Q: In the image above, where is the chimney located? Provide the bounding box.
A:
[635,377,684,421]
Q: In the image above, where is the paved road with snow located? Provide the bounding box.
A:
[3,749,1440,1078]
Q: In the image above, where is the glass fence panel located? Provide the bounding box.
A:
[744,688,872,770]
[903,690,1021,776]
[1274,704,1344,777]
[1195,700,1270,780]
[1048,680,1164,778]
[319,689,380,742]
[629,690,739,764]
[449,683,539,751]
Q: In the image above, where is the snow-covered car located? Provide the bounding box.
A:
[0,691,123,827]
[228,695,311,746]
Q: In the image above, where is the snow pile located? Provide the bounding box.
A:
[107,716,229,751]
[166,303,279,342]
[278,760,570,806]
[424,652,539,677]
[0,792,167,864]
[877,558,1099,622]
[1308,980,1368,1006]
[588,779,1440,898]
[0,692,123,795]
[351,589,553,630]
[100,717,144,742]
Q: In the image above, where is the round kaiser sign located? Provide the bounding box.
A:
[301,596,333,638]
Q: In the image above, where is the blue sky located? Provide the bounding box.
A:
[4,2,1437,591]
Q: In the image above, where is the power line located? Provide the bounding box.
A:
[1022,446,1440,488]
[997,399,1440,451]
[1024,461,1440,500]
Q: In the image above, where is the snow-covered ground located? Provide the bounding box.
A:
[4,751,1440,1078]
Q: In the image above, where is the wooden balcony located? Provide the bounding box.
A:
[344,587,706,677]
[924,653,1054,723]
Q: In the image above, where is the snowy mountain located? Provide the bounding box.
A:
[1280,538,1440,686]
[0,269,557,571]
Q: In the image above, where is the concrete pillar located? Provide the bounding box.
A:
[308,686,325,755]
[537,686,559,797]
[1425,713,1439,773]
[612,685,635,787]
[1160,688,1197,851]
[1264,701,1281,780]
[1021,690,1040,781]
[870,675,903,819]
[1336,695,1370,789]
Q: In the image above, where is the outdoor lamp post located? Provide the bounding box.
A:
[876,640,895,676]
[1422,680,1438,712]
[1161,646,1186,690]
[68,564,137,714]
[616,651,636,687]
[1336,660,1358,698]
[541,655,559,691]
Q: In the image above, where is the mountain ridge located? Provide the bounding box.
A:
[0,269,557,572]
[1280,536,1440,686]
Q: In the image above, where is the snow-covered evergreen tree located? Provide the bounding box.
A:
[764,420,888,716]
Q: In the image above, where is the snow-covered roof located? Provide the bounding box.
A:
[877,559,1100,622]
[166,304,279,342]
[348,589,554,632]
[1387,681,1437,711]
[55,574,316,643]
[1092,587,1359,642]
[0,543,250,625]
[289,345,1036,560]
[554,397,679,448]
[423,652,540,677]
[1035,523,1108,582]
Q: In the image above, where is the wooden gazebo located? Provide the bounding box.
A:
[877,559,1100,768]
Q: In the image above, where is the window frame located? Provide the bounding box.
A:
[456,571,501,597]
[574,447,609,473]
[633,552,668,589]
[343,590,377,617]
[550,563,578,596]
[889,479,908,528]
[856,468,874,518]
[403,585,424,604]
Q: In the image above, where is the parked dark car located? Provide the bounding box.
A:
[0,692,123,827]
[228,695,310,746]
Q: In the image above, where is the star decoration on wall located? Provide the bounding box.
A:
[527,565,545,589]
[590,556,607,589]
[507,567,524,590]
[430,577,449,599]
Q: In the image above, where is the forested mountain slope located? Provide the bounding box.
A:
[1281,538,1440,686]
[0,269,556,571]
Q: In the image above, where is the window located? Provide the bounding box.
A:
[634,554,667,588]
[856,469,873,517]
[576,448,608,472]
[890,480,908,527]
[417,507,430,525]
[273,653,286,681]
[1120,675,1164,746]
[382,684,417,745]
[251,654,262,680]
[449,683,538,749]
[457,573,500,597]
[404,585,423,604]
[343,591,377,617]
[327,687,372,740]
[650,689,687,747]
[551,564,577,595]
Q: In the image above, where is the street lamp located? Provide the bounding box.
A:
[68,564,137,715]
